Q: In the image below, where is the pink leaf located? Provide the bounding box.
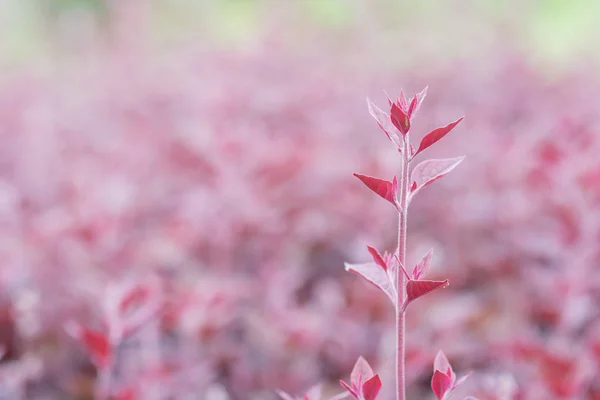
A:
[434,350,454,380]
[390,103,410,134]
[366,98,400,146]
[367,246,387,271]
[304,384,322,400]
[415,117,463,156]
[344,262,396,305]
[350,356,375,387]
[353,173,396,205]
[65,322,111,368]
[410,157,465,199]
[412,248,434,280]
[406,279,449,304]
[362,375,382,400]
[276,391,296,400]
[408,86,428,119]
[432,370,453,400]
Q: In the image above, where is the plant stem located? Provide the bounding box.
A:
[396,136,410,400]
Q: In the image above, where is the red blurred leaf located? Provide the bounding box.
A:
[409,157,465,199]
[65,322,111,368]
[362,375,382,400]
[345,262,396,305]
[431,370,453,400]
[353,173,397,205]
[367,246,387,271]
[406,279,449,304]
[415,117,463,156]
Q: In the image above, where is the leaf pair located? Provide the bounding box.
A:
[354,156,464,209]
[339,357,382,400]
[399,249,449,311]
[431,351,472,400]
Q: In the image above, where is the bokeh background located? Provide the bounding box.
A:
[1,0,600,399]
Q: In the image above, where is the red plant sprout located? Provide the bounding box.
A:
[431,351,472,400]
[346,88,469,400]
[339,356,382,400]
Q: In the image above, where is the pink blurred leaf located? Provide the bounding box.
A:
[412,248,434,280]
[406,279,449,304]
[432,370,454,400]
[409,157,465,200]
[415,117,463,156]
[367,246,387,271]
[304,384,322,400]
[362,375,382,400]
[353,173,397,205]
[366,98,401,147]
[276,390,296,400]
[434,350,454,379]
[351,356,375,385]
[339,380,357,398]
[345,262,396,305]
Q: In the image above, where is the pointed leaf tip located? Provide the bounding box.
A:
[406,279,449,304]
[366,97,401,146]
[409,157,465,200]
[351,356,375,386]
[367,246,387,271]
[353,173,397,205]
[416,117,464,156]
[362,375,382,400]
[434,350,453,376]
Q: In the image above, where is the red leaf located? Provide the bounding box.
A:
[353,173,396,205]
[66,322,111,368]
[415,117,463,156]
[366,98,400,147]
[362,375,382,400]
[406,279,449,304]
[409,157,465,199]
[431,370,453,400]
[367,246,387,271]
[390,103,410,134]
[345,262,396,306]
[412,248,433,280]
